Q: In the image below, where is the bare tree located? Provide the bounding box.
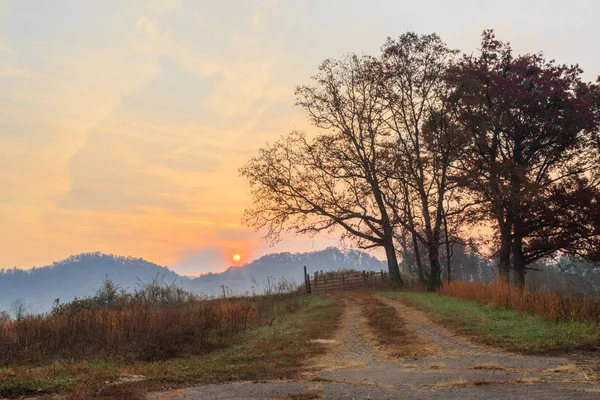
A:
[10,298,30,321]
[379,33,466,290]
[241,55,404,283]
[0,310,10,323]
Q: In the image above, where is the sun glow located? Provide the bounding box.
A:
[232,253,241,262]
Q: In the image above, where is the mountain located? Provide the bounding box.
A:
[0,248,385,313]
[0,252,186,314]
[184,247,386,295]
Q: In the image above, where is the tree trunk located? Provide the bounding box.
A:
[383,236,403,285]
[427,243,442,291]
[445,240,452,284]
[498,236,511,283]
[411,231,425,284]
[512,221,526,288]
[443,212,452,284]
[513,258,526,288]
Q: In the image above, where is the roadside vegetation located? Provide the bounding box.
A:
[0,279,341,398]
[382,290,600,353]
[439,281,600,323]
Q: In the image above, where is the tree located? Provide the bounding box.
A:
[449,30,600,286]
[241,54,404,283]
[10,298,30,321]
[94,277,123,306]
[379,33,466,290]
[0,310,10,323]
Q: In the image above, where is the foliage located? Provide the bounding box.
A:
[242,29,600,289]
[448,30,600,286]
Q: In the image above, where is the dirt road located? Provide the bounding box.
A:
[151,293,600,399]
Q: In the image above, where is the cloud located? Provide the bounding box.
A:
[0,44,15,53]
[2,0,599,271]
[137,16,159,37]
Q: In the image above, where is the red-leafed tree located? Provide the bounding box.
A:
[448,30,600,286]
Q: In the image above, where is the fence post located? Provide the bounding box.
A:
[363,270,367,286]
[314,271,318,288]
[304,265,310,294]
[381,270,384,282]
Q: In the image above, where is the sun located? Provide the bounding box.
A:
[232,253,241,262]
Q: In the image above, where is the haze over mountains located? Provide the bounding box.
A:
[0,247,385,313]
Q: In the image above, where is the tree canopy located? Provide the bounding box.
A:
[241,30,600,289]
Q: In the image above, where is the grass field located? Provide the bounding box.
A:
[0,296,341,399]
[380,291,600,353]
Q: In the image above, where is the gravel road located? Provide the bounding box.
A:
[151,293,600,400]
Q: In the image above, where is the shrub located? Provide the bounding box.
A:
[0,279,304,366]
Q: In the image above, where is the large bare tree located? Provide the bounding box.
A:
[241,55,404,283]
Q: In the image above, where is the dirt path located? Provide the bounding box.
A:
[151,293,600,399]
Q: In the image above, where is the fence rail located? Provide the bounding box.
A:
[303,266,388,294]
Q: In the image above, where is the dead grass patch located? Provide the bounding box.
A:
[546,364,578,373]
[471,363,505,370]
[356,292,429,359]
[434,378,470,388]
[440,281,600,324]
[3,296,341,399]
[505,377,542,385]
[425,364,447,370]
[435,376,542,389]
[270,393,323,400]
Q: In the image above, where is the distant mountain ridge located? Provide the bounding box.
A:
[186,247,385,295]
[0,248,384,313]
[0,252,187,313]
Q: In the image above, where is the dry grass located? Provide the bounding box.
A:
[3,295,340,399]
[507,377,542,385]
[426,364,447,370]
[387,291,600,353]
[434,377,542,389]
[440,281,600,323]
[356,292,428,359]
[0,281,336,398]
[434,378,470,388]
[0,297,287,366]
[61,384,148,400]
[546,364,578,373]
[471,363,504,370]
[0,280,304,367]
[269,393,323,400]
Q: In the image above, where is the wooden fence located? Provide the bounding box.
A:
[303,266,388,294]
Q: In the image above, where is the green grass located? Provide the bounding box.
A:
[379,291,600,353]
[0,296,341,398]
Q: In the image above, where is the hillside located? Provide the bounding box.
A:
[0,252,186,313]
[0,248,385,313]
[184,247,386,295]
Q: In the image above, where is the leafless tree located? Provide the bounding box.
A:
[10,298,29,321]
[379,33,467,290]
[241,55,404,283]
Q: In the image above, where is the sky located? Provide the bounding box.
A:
[1,0,599,275]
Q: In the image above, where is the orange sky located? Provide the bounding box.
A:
[0,0,598,274]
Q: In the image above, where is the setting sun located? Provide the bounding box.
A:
[233,254,241,262]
